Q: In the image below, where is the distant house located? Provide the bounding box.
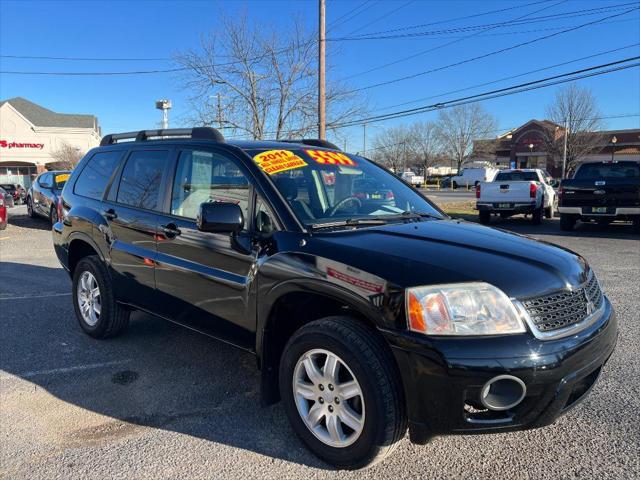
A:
[0,97,101,187]
[471,119,640,177]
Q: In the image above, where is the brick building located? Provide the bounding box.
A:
[472,119,640,178]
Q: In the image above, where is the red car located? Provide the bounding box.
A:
[0,188,7,230]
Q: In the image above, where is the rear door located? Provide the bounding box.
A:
[154,147,258,349]
[103,148,171,309]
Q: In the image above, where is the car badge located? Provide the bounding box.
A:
[595,181,606,186]
[584,290,595,315]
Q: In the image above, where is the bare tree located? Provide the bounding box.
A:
[175,14,365,140]
[50,141,84,170]
[407,121,440,176]
[370,125,412,173]
[434,104,498,172]
[544,84,605,175]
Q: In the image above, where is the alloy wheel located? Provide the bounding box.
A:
[292,349,365,448]
[77,271,101,326]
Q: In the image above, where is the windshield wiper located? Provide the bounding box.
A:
[309,218,390,230]
[373,211,442,221]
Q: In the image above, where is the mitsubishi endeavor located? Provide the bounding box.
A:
[52,128,617,469]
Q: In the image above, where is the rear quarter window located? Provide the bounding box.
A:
[74,151,123,200]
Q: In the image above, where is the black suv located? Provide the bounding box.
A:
[53,128,617,469]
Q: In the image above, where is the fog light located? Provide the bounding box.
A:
[480,375,526,411]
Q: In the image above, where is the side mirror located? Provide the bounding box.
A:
[197,202,244,234]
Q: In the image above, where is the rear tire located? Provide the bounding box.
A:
[560,214,577,231]
[72,256,130,338]
[544,199,554,219]
[478,210,491,225]
[452,181,458,190]
[531,206,543,225]
[279,317,407,469]
[50,206,58,227]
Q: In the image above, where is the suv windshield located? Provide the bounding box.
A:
[249,148,442,227]
[574,161,640,179]
[495,171,539,182]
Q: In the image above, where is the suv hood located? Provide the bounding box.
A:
[310,219,588,299]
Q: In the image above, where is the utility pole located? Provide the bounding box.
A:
[318,0,326,140]
[561,117,569,178]
[362,123,367,156]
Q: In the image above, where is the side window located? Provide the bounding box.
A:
[255,196,277,235]
[170,149,250,223]
[116,150,169,211]
[75,151,123,200]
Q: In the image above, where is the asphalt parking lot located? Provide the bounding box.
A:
[1,204,639,479]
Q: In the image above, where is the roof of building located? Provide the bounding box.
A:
[0,97,98,129]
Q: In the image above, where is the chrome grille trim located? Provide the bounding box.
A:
[515,271,606,340]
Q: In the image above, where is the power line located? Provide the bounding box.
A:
[343,0,415,36]
[336,0,640,40]
[369,43,640,114]
[333,58,640,128]
[341,7,639,90]
[342,0,568,81]
[327,0,376,31]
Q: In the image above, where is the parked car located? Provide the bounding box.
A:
[476,169,558,225]
[27,170,71,225]
[53,128,617,469]
[558,160,640,231]
[450,167,498,189]
[400,170,424,188]
[352,178,396,207]
[0,188,8,230]
[0,183,26,204]
[0,186,15,209]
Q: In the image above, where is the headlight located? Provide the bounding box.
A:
[406,282,525,336]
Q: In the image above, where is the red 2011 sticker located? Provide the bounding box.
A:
[305,150,357,166]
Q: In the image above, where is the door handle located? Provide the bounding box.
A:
[103,208,117,220]
[161,223,181,237]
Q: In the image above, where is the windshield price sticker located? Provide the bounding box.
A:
[306,150,357,167]
[254,150,307,175]
[55,173,70,183]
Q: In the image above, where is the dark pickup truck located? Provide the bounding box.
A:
[558,160,640,231]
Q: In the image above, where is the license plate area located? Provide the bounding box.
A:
[497,203,511,209]
[591,207,608,213]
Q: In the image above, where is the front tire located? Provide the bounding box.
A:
[72,256,130,338]
[27,197,36,218]
[279,317,406,469]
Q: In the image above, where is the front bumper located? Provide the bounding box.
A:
[383,297,617,444]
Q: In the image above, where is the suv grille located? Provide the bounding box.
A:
[522,272,603,332]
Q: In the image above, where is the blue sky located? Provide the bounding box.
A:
[1,0,639,151]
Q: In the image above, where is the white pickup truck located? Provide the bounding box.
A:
[401,170,424,188]
[475,169,558,225]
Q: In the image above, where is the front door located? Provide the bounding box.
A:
[155,148,258,349]
[104,148,171,309]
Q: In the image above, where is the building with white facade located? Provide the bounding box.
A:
[0,97,101,187]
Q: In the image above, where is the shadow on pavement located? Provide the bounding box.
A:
[0,261,329,469]
[7,207,52,231]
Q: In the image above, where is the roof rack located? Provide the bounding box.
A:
[100,127,224,147]
[277,138,341,151]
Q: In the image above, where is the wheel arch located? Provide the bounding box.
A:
[257,280,388,406]
[67,233,106,276]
